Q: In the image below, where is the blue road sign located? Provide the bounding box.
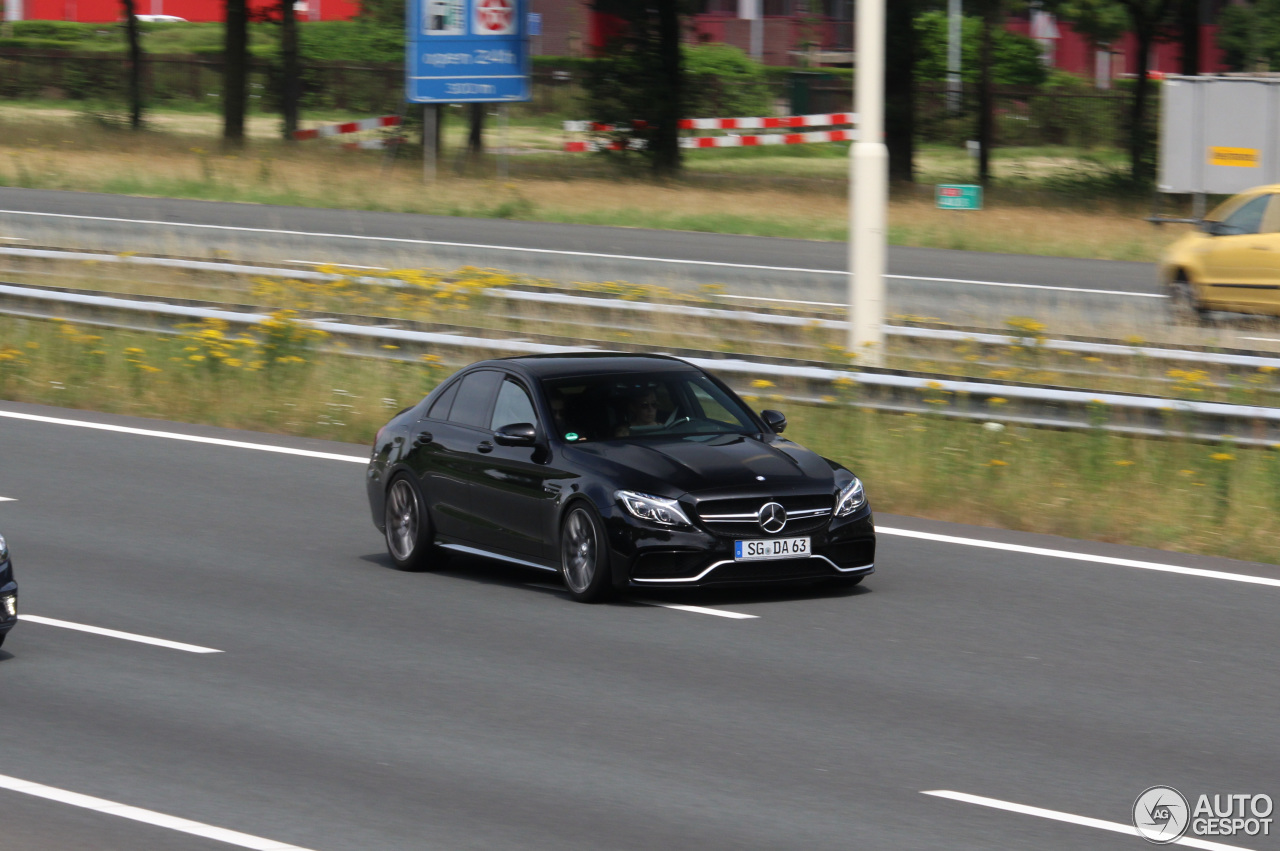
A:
[406,0,530,103]
[527,12,541,36]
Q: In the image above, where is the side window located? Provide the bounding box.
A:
[425,380,459,421]
[448,370,502,428]
[490,379,538,430]
[1220,195,1271,236]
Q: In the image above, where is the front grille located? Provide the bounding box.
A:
[694,493,833,538]
[707,557,835,583]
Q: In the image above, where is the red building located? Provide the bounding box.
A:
[5,0,359,22]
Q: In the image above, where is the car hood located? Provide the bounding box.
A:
[573,433,836,496]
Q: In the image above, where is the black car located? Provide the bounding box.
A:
[366,353,875,602]
[0,532,16,647]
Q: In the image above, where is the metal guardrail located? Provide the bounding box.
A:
[4,245,1278,371]
[3,281,1280,446]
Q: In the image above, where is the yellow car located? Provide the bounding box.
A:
[1160,184,1280,320]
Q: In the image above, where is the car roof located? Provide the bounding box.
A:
[486,352,699,379]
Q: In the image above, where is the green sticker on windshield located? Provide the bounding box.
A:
[565,432,579,441]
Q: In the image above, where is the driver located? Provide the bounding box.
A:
[614,389,662,437]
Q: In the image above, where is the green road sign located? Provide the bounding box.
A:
[936,184,983,210]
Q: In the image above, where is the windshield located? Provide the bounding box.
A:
[542,371,759,442]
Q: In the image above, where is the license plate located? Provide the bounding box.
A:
[734,537,810,561]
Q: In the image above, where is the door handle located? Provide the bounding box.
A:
[1251,245,1273,250]
[477,441,494,454]
[413,432,433,447]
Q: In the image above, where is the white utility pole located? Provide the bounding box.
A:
[740,0,762,62]
[947,0,962,112]
[848,0,887,364]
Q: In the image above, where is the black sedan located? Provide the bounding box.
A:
[366,353,875,602]
[0,532,16,647]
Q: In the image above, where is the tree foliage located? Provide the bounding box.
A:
[1216,0,1280,71]
[915,10,1048,87]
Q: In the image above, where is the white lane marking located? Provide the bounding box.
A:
[0,496,15,502]
[283,259,388,270]
[635,599,758,619]
[0,772,318,851]
[0,411,367,464]
[20,615,223,653]
[923,790,1252,851]
[525,583,757,619]
[882,527,1280,588]
[0,208,1154,298]
[1243,337,1280,343]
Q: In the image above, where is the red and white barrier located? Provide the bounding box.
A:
[294,115,402,141]
[680,129,856,147]
[564,113,855,133]
[563,112,857,152]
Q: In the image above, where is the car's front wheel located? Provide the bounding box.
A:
[383,474,440,571]
[560,504,611,603]
[1169,276,1209,325]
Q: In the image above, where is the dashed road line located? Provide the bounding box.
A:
[922,790,1253,851]
[0,772,318,851]
[20,615,223,653]
[525,583,757,619]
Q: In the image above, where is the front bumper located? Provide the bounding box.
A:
[0,566,17,636]
[606,505,876,588]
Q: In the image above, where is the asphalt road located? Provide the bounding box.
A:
[0,187,1162,326]
[2,399,1278,851]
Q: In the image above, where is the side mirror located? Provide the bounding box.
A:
[760,409,787,434]
[1202,220,1230,236]
[494,422,538,446]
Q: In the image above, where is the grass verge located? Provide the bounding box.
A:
[0,110,1182,262]
[3,312,1279,565]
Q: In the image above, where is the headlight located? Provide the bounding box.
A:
[1,595,13,617]
[835,477,866,516]
[615,490,692,528]
[0,533,7,562]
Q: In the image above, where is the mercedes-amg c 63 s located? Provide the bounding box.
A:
[0,531,17,647]
[366,354,875,602]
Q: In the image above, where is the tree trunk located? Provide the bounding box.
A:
[653,0,682,175]
[223,0,249,146]
[122,0,143,130]
[977,4,995,185]
[466,102,484,166]
[1178,0,1200,76]
[885,0,916,182]
[1130,25,1153,181]
[281,0,300,140]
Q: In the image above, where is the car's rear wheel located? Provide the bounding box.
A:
[384,474,439,571]
[560,504,611,603]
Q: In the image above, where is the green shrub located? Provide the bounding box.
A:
[683,42,773,118]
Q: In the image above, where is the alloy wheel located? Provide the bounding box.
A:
[562,508,597,594]
[386,479,419,562]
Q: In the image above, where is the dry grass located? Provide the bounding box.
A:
[0,110,1183,261]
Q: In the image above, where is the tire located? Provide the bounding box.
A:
[1168,277,1208,325]
[560,503,612,603]
[383,474,439,572]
